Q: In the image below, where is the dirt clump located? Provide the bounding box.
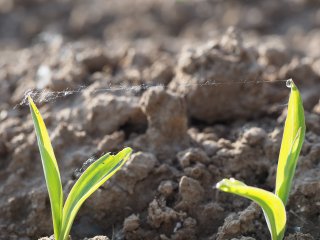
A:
[169,28,265,123]
[133,87,190,158]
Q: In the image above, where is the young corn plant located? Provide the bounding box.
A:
[28,96,132,240]
[216,79,305,240]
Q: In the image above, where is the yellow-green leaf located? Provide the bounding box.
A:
[275,80,305,205]
[216,178,286,240]
[60,147,132,240]
[28,96,63,240]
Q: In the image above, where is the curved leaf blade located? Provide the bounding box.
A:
[216,178,286,240]
[275,80,305,205]
[60,147,132,240]
[28,96,63,239]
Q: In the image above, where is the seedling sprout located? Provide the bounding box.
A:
[216,79,305,240]
[28,96,132,240]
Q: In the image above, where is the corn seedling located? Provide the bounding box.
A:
[28,96,132,240]
[216,79,305,240]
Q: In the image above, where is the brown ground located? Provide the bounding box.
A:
[0,0,320,239]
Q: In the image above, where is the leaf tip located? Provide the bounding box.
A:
[120,147,133,159]
[124,146,133,153]
[286,78,299,91]
[216,178,245,192]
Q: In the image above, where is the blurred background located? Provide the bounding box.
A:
[1,0,320,51]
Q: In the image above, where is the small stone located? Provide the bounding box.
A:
[84,236,110,240]
[38,237,54,240]
[243,127,266,145]
[224,220,241,234]
[179,176,204,203]
[231,237,256,240]
[202,140,219,156]
[177,148,210,168]
[284,232,314,240]
[123,214,140,232]
[158,180,175,197]
[97,131,125,152]
[114,152,157,194]
[183,217,197,228]
[148,198,180,228]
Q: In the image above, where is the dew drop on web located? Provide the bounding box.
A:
[286,79,293,88]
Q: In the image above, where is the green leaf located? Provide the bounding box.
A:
[216,178,286,240]
[275,80,305,205]
[28,96,63,240]
[60,147,132,240]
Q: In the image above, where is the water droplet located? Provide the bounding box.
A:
[286,79,293,88]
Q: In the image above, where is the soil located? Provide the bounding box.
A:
[0,0,320,240]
